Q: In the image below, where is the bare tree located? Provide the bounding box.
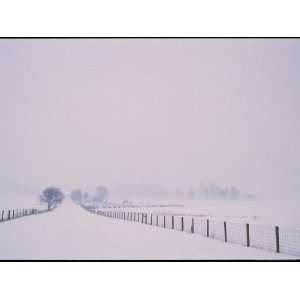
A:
[40,187,65,210]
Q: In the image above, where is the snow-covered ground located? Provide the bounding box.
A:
[0,196,296,260]
[0,193,43,210]
[105,197,300,228]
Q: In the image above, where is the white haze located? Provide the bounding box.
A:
[0,39,300,201]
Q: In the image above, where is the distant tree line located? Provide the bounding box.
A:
[170,183,255,200]
[70,186,108,207]
[109,183,255,200]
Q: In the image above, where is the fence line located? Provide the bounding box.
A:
[0,207,52,223]
[80,205,300,257]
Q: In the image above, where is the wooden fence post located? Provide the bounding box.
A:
[1,210,3,221]
[246,223,250,247]
[224,221,227,242]
[145,214,147,224]
[150,214,152,225]
[164,215,166,228]
[156,215,158,226]
[275,226,280,253]
[191,218,194,233]
[181,217,184,231]
[207,219,209,237]
[8,210,10,220]
[172,216,174,229]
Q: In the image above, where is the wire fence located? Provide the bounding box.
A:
[0,207,51,223]
[81,205,300,257]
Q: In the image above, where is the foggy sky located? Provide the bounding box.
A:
[0,39,299,199]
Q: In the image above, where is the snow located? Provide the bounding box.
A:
[107,198,300,228]
[0,193,43,209]
[0,197,295,260]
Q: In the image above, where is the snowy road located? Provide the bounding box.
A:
[0,199,294,260]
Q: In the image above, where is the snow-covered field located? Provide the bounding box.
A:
[99,197,300,257]
[0,193,43,210]
[105,197,300,228]
[0,194,297,260]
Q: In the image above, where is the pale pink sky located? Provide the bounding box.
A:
[0,39,299,199]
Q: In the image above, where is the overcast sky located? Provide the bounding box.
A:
[0,39,299,199]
